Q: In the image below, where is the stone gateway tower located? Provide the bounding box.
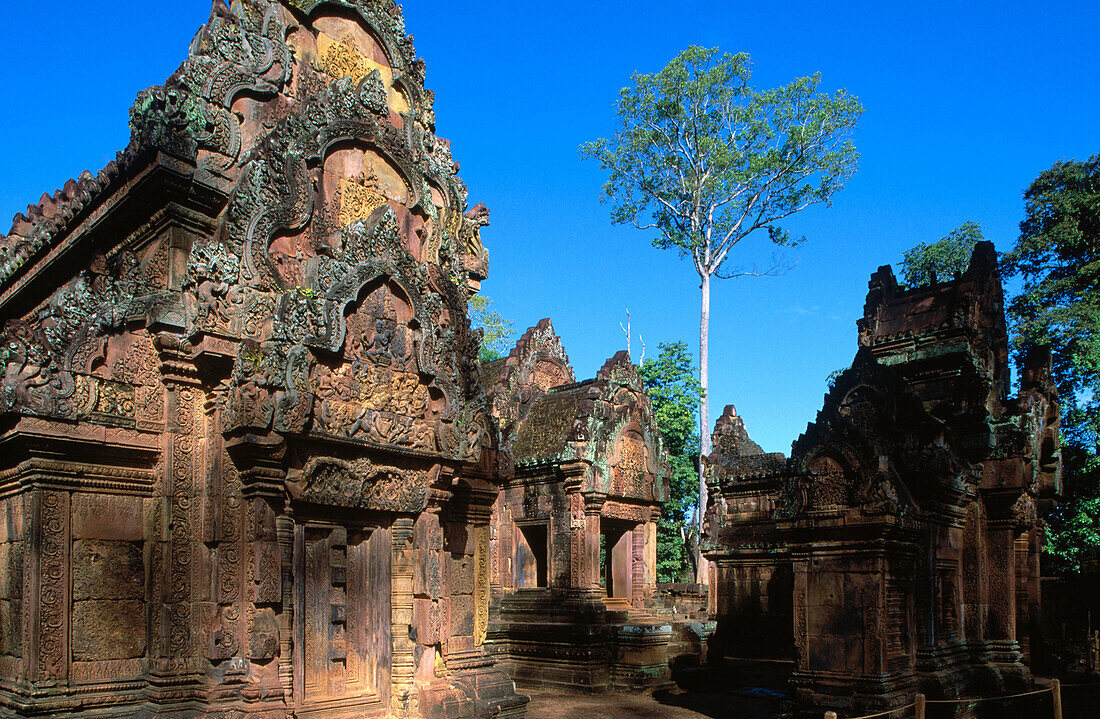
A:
[703,243,1061,716]
[0,1,525,717]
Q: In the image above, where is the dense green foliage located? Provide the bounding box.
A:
[899,221,983,287]
[468,294,514,363]
[1002,154,1100,573]
[1041,445,1100,573]
[639,342,703,582]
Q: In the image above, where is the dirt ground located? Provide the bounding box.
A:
[520,667,1100,718]
[524,687,782,719]
[522,661,791,719]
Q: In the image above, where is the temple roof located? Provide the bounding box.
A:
[708,405,788,483]
[509,350,667,474]
[511,381,593,463]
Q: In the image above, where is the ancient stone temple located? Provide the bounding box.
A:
[703,242,1061,715]
[483,322,674,692]
[0,1,525,717]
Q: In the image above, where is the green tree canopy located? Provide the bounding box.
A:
[582,47,862,560]
[900,221,983,288]
[1004,154,1100,427]
[468,294,514,363]
[639,341,703,582]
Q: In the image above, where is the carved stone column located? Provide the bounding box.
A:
[1023,528,1045,671]
[630,524,646,606]
[276,512,294,706]
[641,517,658,602]
[474,524,490,647]
[581,492,606,597]
[562,462,597,597]
[789,559,812,701]
[985,518,1023,670]
[148,338,206,702]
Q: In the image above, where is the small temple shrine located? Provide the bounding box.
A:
[482,321,676,692]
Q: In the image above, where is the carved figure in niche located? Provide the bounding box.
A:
[315,37,373,82]
[809,454,848,509]
[614,430,648,497]
[839,386,879,431]
[530,359,569,393]
[314,280,431,443]
[364,318,398,367]
[338,172,388,229]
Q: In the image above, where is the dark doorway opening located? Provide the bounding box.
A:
[600,519,634,601]
[516,523,548,588]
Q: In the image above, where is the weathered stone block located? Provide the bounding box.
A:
[449,595,474,637]
[71,494,144,541]
[251,542,281,603]
[414,597,439,645]
[72,600,146,660]
[248,498,276,541]
[444,522,474,555]
[420,548,442,599]
[0,600,14,656]
[72,540,144,600]
[448,554,473,595]
[0,500,21,544]
[251,608,279,660]
[0,545,10,599]
[813,572,844,606]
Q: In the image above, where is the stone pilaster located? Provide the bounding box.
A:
[148,340,206,705]
[391,517,416,716]
[28,489,69,684]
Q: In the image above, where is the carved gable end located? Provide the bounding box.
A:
[579,353,668,502]
[484,318,575,437]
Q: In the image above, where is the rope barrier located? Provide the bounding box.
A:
[924,686,1053,704]
[842,702,916,719]
[826,682,1076,719]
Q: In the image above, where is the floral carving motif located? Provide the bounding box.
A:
[37,491,67,680]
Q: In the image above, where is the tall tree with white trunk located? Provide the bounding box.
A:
[582,46,862,579]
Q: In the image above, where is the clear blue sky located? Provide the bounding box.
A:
[2,1,1098,452]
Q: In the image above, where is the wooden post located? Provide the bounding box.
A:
[1052,678,1063,719]
[915,693,926,719]
[824,712,837,719]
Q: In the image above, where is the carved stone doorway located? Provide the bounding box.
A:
[601,518,635,604]
[293,519,391,717]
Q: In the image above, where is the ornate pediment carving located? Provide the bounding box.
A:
[290,456,433,513]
